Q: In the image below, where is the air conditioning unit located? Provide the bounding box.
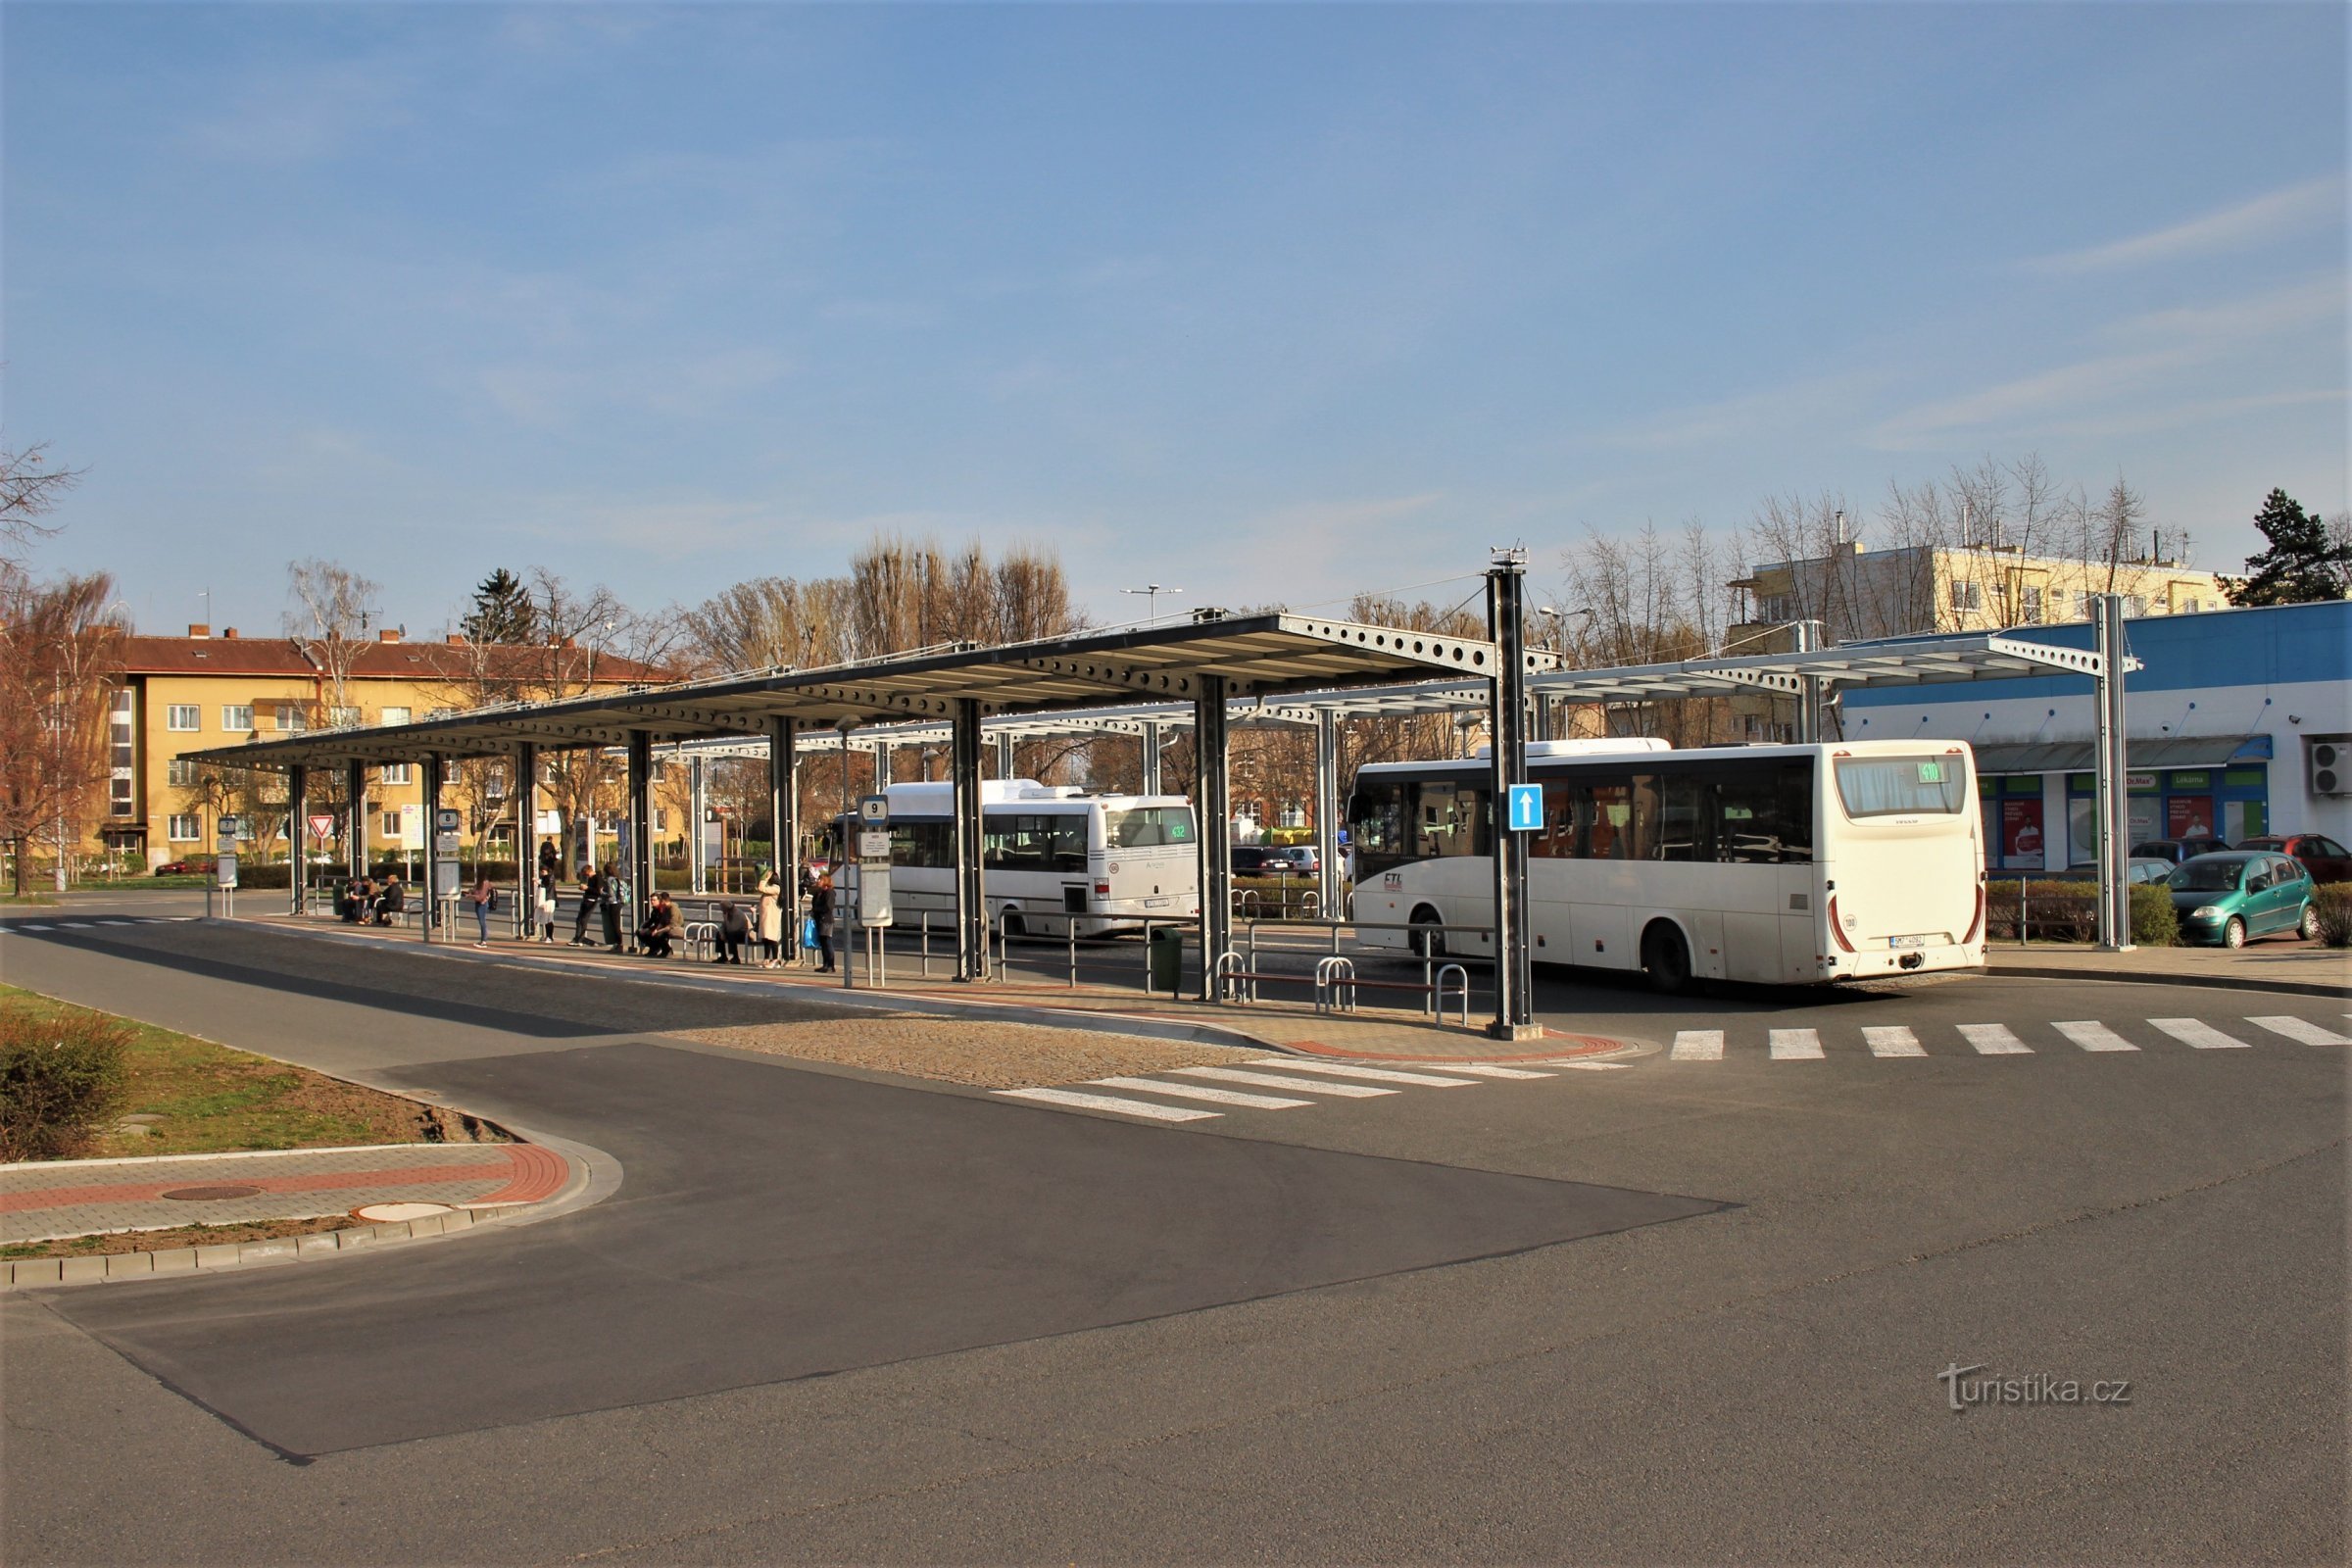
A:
[2309,737,2352,798]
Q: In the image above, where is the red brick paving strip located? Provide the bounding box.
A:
[475,1143,567,1203]
[0,1159,515,1214]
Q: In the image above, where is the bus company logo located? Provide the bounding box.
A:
[1383,872,1402,890]
[1937,1362,2132,1413]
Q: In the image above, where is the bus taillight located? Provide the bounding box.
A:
[1095,882,1110,895]
[1826,895,1856,953]
[1963,885,1984,945]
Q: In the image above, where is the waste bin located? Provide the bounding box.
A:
[1148,925,1184,993]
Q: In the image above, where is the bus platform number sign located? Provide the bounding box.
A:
[858,795,889,824]
[1506,784,1544,833]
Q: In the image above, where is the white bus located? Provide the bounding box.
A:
[837,780,1200,937]
[1347,738,1984,988]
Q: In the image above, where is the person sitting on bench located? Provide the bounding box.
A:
[640,891,681,958]
[374,874,406,926]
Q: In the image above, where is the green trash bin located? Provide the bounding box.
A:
[1148,925,1184,993]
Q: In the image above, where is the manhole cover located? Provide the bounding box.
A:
[161,1185,262,1201]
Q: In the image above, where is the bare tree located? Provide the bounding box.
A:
[0,442,84,564]
[283,559,384,723]
[0,567,123,893]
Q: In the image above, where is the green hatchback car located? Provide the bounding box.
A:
[2167,852,2320,948]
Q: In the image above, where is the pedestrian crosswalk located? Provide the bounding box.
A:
[1669,1012,2351,1061]
[994,1054,1604,1124]
[4,916,194,934]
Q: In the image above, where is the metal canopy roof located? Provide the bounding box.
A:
[181,613,1552,770]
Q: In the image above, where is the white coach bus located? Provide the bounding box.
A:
[1347,738,1984,989]
[836,780,1200,937]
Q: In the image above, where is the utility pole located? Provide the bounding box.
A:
[1120,584,1183,624]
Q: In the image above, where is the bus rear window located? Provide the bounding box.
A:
[1834,756,1966,818]
[1105,808,1194,849]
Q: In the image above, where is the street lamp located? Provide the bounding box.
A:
[1120,584,1184,624]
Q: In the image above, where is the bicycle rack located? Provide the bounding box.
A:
[1213,949,1252,1004]
[1313,956,1356,1014]
[1435,963,1471,1027]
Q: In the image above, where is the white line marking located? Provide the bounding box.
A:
[17,924,53,932]
[1959,1023,2033,1054]
[1172,1066,1395,1097]
[1862,1026,1926,1057]
[1670,1030,1724,1061]
[2053,1021,2138,1053]
[1089,1077,1311,1109]
[1244,1058,1479,1087]
[993,1087,1219,1121]
[2148,1018,2249,1050]
[1769,1028,1824,1060]
[2245,1016,2351,1047]
[59,921,92,929]
[1555,1060,1629,1070]
[1419,1063,1553,1079]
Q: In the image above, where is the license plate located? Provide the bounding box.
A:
[1144,898,1169,908]
[1888,934,1926,949]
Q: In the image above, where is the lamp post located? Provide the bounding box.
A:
[1120,584,1183,624]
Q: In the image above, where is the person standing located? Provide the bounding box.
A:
[467,875,496,948]
[572,864,603,946]
[536,837,559,882]
[809,869,836,973]
[535,864,559,943]
[755,864,785,968]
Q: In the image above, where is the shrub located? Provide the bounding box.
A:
[2311,883,2352,948]
[1984,879,2096,943]
[0,1007,132,1160]
[2130,884,2179,946]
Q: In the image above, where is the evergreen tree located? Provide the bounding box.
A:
[463,567,539,643]
[2228,489,2352,606]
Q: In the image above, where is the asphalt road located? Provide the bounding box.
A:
[2,892,2343,1564]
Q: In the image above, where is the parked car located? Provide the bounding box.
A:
[2166,852,2319,948]
[1229,846,1281,876]
[1266,845,1320,876]
[2233,833,2352,885]
[153,857,216,876]
[2132,837,2230,864]
[2047,858,2175,885]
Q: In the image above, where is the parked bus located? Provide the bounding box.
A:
[833,780,1200,937]
[1347,738,1984,988]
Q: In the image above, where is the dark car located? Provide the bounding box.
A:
[2234,833,2352,885]
[1229,846,1281,876]
[153,857,216,876]
[2048,857,2174,885]
[2132,837,2230,864]
[2166,852,2319,948]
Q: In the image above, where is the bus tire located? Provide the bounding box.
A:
[1642,922,1692,995]
[1001,910,1028,942]
[1409,907,1446,958]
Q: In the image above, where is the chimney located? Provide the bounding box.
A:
[221,627,239,640]
[446,633,466,646]
[377,629,401,644]
[188,623,211,639]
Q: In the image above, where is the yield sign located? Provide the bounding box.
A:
[308,814,336,840]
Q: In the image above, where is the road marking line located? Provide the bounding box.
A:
[2244,1016,2351,1047]
[1670,1030,1724,1061]
[16,924,53,932]
[2054,1021,2138,1053]
[1769,1028,1824,1060]
[1172,1066,1394,1097]
[1089,1077,1311,1109]
[1554,1060,1629,1070]
[1862,1026,1926,1057]
[993,1087,1218,1121]
[1244,1058,1479,1087]
[1959,1023,2033,1054]
[1420,1063,1553,1079]
[59,922,92,929]
[2148,1018,2249,1050]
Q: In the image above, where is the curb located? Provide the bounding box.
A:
[1989,963,2346,999]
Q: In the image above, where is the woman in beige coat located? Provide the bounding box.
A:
[755,865,785,968]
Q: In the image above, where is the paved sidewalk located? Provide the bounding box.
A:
[1984,940,2346,998]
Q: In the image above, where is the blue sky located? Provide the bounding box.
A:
[7,3,2345,642]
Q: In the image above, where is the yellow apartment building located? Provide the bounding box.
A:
[102,624,668,869]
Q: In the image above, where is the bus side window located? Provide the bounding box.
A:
[1051,817,1086,872]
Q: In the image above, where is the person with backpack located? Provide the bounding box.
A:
[808,869,836,973]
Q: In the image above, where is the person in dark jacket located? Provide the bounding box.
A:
[572,865,603,945]
[640,891,680,958]
[374,875,406,926]
[809,871,836,973]
[715,900,750,964]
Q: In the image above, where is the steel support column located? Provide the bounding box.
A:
[2093,595,2133,952]
[421,756,442,946]
[1195,676,1232,1002]
[769,716,799,958]
[288,766,308,915]
[995,732,1015,781]
[689,756,707,896]
[1139,720,1162,795]
[514,743,537,938]
[1487,554,1538,1039]
[1313,709,1341,917]
[346,759,368,882]
[952,700,987,981]
[1793,619,1824,745]
[626,729,654,949]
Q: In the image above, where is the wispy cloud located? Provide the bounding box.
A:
[179,60,416,165]
[1595,371,1886,453]
[2022,175,2343,274]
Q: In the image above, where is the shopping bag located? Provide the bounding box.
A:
[802,914,817,948]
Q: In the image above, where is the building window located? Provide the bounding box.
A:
[2020,586,2043,623]
[2182,599,2201,613]
[221,705,254,732]
[2126,595,2146,617]
[383,811,403,837]
[167,758,199,786]
[380,707,411,726]
[167,704,201,731]
[654,808,667,832]
[275,705,309,732]
[1948,581,1982,612]
[110,777,133,815]
[330,706,363,727]
[168,813,201,842]
[380,763,412,785]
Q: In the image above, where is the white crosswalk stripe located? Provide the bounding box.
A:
[1554,1060,1630,1070]
[1670,1030,1724,1061]
[1426,1063,1554,1080]
[2054,1020,2138,1053]
[1959,1023,2033,1055]
[2245,1016,2351,1047]
[60,922,92,929]
[1172,1066,1395,1097]
[17,924,53,932]
[994,1087,1219,1121]
[1089,1077,1311,1109]
[1243,1058,1480,1087]
[1862,1026,1926,1057]
[1769,1028,1824,1060]
[2149,1017,2248,1050]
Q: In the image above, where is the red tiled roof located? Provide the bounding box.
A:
[118,636,672,685]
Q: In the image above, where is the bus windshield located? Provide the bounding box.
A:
[1104,807,1194,850]
[1833,756,1966,818]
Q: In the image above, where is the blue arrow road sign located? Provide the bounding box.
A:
[1506,783,1543,832]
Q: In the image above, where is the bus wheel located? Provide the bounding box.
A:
[1642,923,1692,995]
[1001,911,1028,943]
[1409,908,1446,958]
